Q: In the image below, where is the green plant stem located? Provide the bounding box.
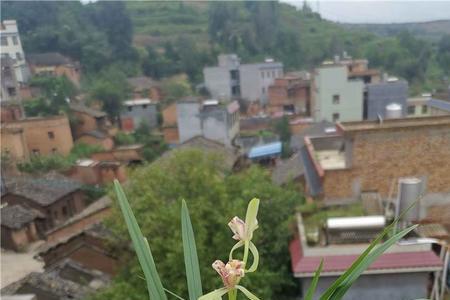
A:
[228,288,237,300]
[243,241,250,267]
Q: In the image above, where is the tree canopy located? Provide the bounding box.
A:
[93,150,303,300]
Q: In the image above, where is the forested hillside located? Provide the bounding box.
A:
[2,1,450,94]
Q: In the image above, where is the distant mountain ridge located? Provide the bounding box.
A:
[340,20,450,42]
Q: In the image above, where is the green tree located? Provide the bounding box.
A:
[93,150,302,300]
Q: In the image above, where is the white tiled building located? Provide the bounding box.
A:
[1,20,30,84]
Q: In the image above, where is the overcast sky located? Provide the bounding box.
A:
[282,0,450,24]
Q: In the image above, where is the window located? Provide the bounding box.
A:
[7,87,16,96]
[266,71,270,78]
[52,148,58,154]
[332,94,340,104]
[272,70,275,78]
[48,131,55,139]
[262,87,266,94]
[261,71,265,79]
[407,105,416,115]
[62,206,68,217]
[1,37,7,46]
[142,104,147,109]
[332,113,340,122]
[421,105,428,114]
[12,36,18,45]
[16,52,21,61]
[128,106,132,112]
[32,149,40,155]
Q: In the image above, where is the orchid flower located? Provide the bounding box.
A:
[200,199,261,300]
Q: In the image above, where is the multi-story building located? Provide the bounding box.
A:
[299,116,450,202]
[0,20,30,84]
[27,52,81,87]
[1,115,74,160]
[120,98,158,132]
[267,72,311,116]
[203,54,283,105]
[176,98,240,146]
[365,78,408,120]
[0,56,21,102]
[312,64,364,122]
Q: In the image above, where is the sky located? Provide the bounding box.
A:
[282,0,450,24]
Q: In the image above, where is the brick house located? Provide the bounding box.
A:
[1,115,74,158]
[162,103,179,145]
[1,174,86,233]
[300,116,450,202]
[1,126,28,161]
[268,73,311,116]
[69,102,111,139]
[120,98,158,132]
[38,223,119,276]
[1,204,43,251]
[66,159,126,185]
[76,130,114,151]
[27,52,81,87]
[127,76,162,101]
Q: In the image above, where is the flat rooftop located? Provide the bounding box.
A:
[338,115,450,132]
[315,150,346,170]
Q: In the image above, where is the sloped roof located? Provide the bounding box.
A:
[127,76,158,91]
[80,130,108,140]
[289,238,442,277]
[271,152,304,185]
[427,98,450,112]
[69,102,106,118]
[4,173,82,206]
[27,52,73,66]
[1,205,40,229]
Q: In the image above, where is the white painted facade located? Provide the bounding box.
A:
[1,20,30,84]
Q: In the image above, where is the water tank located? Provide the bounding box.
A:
[385,103,403,119]
[396,177,423,224]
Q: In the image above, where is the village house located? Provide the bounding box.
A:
[1,173,86,233]
[1,115,74,159]
[203,54,283,105]
[407,95,431,117]
[76,130,114,151]
[176,98,240,147]
[120,98,158,132]
[0,20,30,84]
[89,144,144,164]
[300,116,450,202]
[127,76,162,101]
[1,100,24,123]
[69,102,111,139]
[267,72,311,116]
[1,56,21,102]
[27,52,81,87]
[66,159,126,185]
[161,103,179,145]
[38,223,119,276]
[1,204,43,251]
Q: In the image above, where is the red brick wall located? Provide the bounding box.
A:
[322,125,450,201]
[77,135,114,151]
[163,126,179,144]
[72,112,98,138]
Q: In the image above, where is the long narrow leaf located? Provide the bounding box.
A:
[330,225,418,299]
[113,180,167,300]
[304,260,324,300]
[320,198,420,300]
[181,199,203,300]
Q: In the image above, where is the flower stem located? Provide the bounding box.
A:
[228,288,237,300]
[243,240,250,267]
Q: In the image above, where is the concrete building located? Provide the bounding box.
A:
[1,115,74,159]
[407,95,431,117]
[290,212,443,300]
[365,78,408,120]
[176,98,240,147]
[267,73,311,116]
[1,57,21,102]
[203,54,283,105]
[312,64,364,122]
[299,116,450,202]
[0,20,30,84]
[27,53,81,87]
[120,98,158,132]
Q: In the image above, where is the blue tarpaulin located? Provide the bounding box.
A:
[248,142,282,159]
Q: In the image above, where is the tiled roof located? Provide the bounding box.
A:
[4,173,82,206]
[1,205,39,229]
[81,130,108,139]
[69,102,106,118]
[271,152,304,185]
[27,52,73,66]
[289,238,442,277]
[127,76,158,91]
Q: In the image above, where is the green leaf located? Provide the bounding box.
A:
[181,199,203,300]
[304,259,323,300]
[236,285,261,300]
[320,198,421,300]
[329,224,418,299]
[245,198,260,239]
[113,180,167,300]
[246,242,259,273]
[198,288,228,300]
